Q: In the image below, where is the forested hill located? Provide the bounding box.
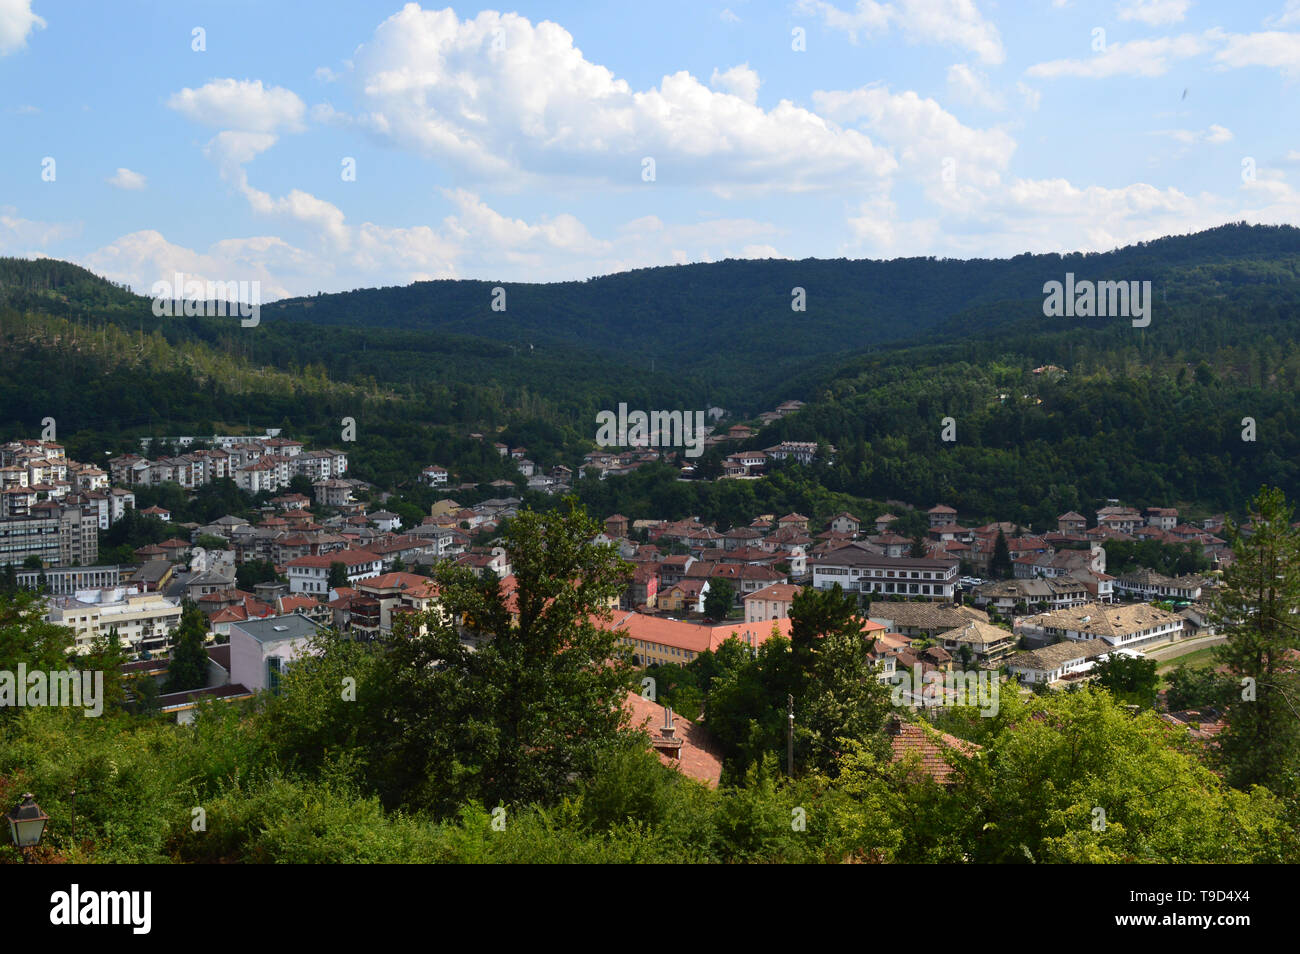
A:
[261,222,1300,400]
[3,223,1299,414]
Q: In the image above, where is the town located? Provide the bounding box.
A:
[0,426,1236,786]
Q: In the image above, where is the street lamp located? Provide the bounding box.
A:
[6,793,49,855]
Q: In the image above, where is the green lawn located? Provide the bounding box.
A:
[1157,645,1220,674]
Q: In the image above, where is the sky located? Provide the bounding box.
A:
[1,0,1299,300]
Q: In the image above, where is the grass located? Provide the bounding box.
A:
[1157,645,1220,674]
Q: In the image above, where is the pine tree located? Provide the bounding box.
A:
[83,625,130,713]
[991,530,1013,579]
[165,604,210,694]
[789,584,891,775]
[704,577,735,621]
[1211,487,1300,793]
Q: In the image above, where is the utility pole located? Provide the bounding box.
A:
[786,693,795,776]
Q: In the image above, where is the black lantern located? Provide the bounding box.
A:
[6,793,49,849]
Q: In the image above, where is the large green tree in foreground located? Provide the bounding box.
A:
[371,498,635,815]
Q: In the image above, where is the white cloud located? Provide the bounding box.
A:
[720,8,740,22]
[1030,28,1300,80]
[813,85,1016,190]
[107,168,147,190]
[348,6,894,193]
[82,230,309,301]
[1027,32,1211,78]
[1265,0,1300,27]
[80,193,790,294]
[795,0,892,43]
[0,206,80,252]
[797,0,1004,64]
[710,63,760,104]
[1117,0,1191,26]
[167,78,307,133]
[947,63,1003,109]
[314,66,340,82]
[1154,123,1233,144]
[1213,30,1300,76]
[1016,81,1042,111]
[897,0,1004,65]
[0,0,43,55]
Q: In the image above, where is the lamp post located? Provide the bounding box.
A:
[6,793,49,862]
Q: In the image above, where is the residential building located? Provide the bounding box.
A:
[811,545,959,600]
[286,549,382,596]
[1057,511,1088,534]
[47,586,182,655]
[1016,602,1183,650]
[229,615,322,693]
[868,601,988,639]
[934,619,1016,664]
[604,611,793,666]
[743,583,802,623]
[927,505,957,528]
[15,564,119,596]
[1003,638,1115,686]
[1113,568,1207,602]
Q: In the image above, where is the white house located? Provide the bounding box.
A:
[1015,602,1183,650]
[286,549,382,596]
[229,614,322,693]
[1004,638,1114,685]
[368,510,402,533]
[811,544,959,601]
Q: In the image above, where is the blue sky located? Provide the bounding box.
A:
[2,0,1298,299]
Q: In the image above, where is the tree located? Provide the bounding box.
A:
[990,530,1013,580]
[327,562,350,590]
[1165,664,1235,711]
[790,585,892,775]
[0,590,72,702]
[1211,487,1300,793]
[131,670,160,715]
[830,686,1293,863]
[704,578,735,621]
[1091,654,1160,709]
[82,625,130,713]
[164,604,210,694]
[236,559,279,591]
[370,498,635,815]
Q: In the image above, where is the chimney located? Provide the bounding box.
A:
[661,706,675,739]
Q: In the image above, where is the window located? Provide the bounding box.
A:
[266,656,283,694]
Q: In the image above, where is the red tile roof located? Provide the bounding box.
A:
[887,718,979,784]
[623,691,724,787]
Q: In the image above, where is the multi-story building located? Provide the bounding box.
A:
[47,586,182,655]
[743,583,802,623]
[286,549,382,596]
[1016,601,1183,650]
[0,502,97,568]
[15,564,120,595]
[811,544,958,601]
[1113,569,1206,602]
